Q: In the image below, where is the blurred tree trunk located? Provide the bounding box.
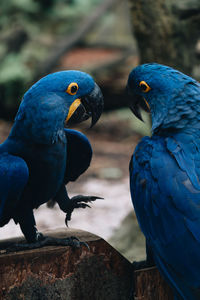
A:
[128,0,200,76]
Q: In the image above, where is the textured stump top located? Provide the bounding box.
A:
[0,228,174,300]
[0,228,100,256]
[0,228,133,300]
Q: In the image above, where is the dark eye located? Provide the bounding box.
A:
[139,81,151,93]
[66,82,79,95]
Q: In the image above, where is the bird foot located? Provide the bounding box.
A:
[5,236,89,253]
[65,194,103,226]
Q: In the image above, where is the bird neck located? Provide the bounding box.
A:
[153,126,200,143]
[152,107,200,139]
[9,92,69,145]
[9,119,66,145]
[151,79,200,135]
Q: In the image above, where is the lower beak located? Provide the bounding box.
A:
[66,83,104,127]
[129,94,144,121]
[126,87,150,121]
[66,100,90,125]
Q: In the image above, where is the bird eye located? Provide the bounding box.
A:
[66,82,79,95]
[139,81,151,93]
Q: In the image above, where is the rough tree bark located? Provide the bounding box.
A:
[128,0,200,76]
[134,266,173,300]
[0,229,174,300]
[0,229,133,300]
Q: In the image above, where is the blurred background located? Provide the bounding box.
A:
[0,0,200,262]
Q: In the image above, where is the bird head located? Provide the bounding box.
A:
[126,63,200,133]
[14,71,103,143]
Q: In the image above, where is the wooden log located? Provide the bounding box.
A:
[134,266,173,300]
[0,228,174,299]
[0,229,133,300]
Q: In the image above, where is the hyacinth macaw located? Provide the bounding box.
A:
[0,70,103,248]
[127,63,200,300]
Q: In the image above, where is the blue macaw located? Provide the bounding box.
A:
[127,63,200,300]
[0,70,103,248]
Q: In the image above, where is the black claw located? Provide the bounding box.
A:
[80,241,90,251]
[87,196,104,201]
[65,217,69,227]
[79,203,91,209]
[64,194,103,227]
[71,195,104,203]
[5,236,89,253]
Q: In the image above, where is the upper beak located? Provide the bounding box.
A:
[66,83,104,127]
[126,85,150,121]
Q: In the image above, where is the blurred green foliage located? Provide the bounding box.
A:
[0,0,101,118]
[116,108,151,137]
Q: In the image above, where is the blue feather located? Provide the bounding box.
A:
[128,63,200,299]
[0,154,29,224]
[0,70,102,243]
[64,129,92,182]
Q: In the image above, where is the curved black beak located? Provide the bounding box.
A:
[126,85,150,121]
[82,83,104,128]
[66,83,104,127]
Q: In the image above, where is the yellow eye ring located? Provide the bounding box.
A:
[139,81,151,93]
[66,82,79,95]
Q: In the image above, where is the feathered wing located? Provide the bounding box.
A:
[64,129,92,183]
[130,135,200,300]
[0,154,29,226]
[49,129,92,209]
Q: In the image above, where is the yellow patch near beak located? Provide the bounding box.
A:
[144,98,150,111]
[66,98,81,122]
